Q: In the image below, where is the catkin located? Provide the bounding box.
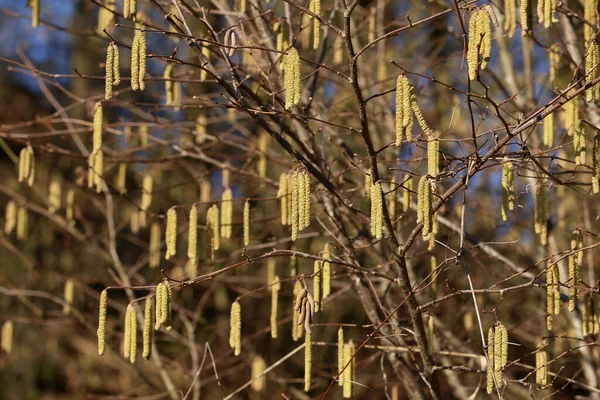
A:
[337,327,344,386]
[430,256,437,300]
[504,0,516,37]
[418,177,433,239]
[310,0,321,49]
[322,243,331,299]
[154,283,164,330]
[574,119,587,165]
[534,186,548,245]
[16,206,27,241]
[370,181,383,240]
[303,171,311,229]
[537,0,557,28]
[593,132,600,193]
[251,356,267,392]
[188,205,198,266]
[222,188,234,239]
[141,175,153,211]
[65,188,75,226]
[131,29,146,91]
[486,323,507,393]
[284,47,301,110]
[568,229,582,312]
[411,84,430,134]
[304,333,312,392]
[546,262,560,330]
[207,204,220,259]
[543,112,554,147]
[94,150,104,193]
[278,173,289,225]
[549,45,559,85]
[583,297,599,337]
[428,315,434,354]
[5,200,16,235]
[243,199,250,246]
[63,279,74,315]
[93,102,103,153]
[564,98,579,135]
[586,42,600,103]
[520,0,531,35]
[105,44,114,100]
[116,163,127,195]
[257,131,268,184]
[97,289,107,356]
[229,300,242,356]
[536,347,548,386]
[585,0,597,47]
[291,171,299,241]
[18,146,35,187]
[164,283,173,331]
[127,304,137,363]
[271,275,281,339]
[196,114,207,144]
[395,75,413,144]
[47,179,62,214]
[468,10,492,80]
[29,0,39,28]
[165,207,177,260]
[427,138,440,177]
[389,177,397,224]
[402,175,412,212]
[501,157,514,221]
[1,320,13,354]
[200,180,211,203]
[149,222,161,268]
[143,297,154,360]
[292,281,303,341]
[313,261,322,312]
[343,340,355,398]
[164,64,174,106]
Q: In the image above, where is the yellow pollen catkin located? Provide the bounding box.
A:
[18,146,35,187]
[16,206,28,241]
[143,297,154,360]
[468,10,493,80]
[5,200,16,235]
[291,171,299,241]
[536,347,548,386]
[284,47,301,110]
[271,275,281,339]
[504,0,516,37]
[164,283,173,331]
[63,279,74,315]
[165,207,177,260]
[395,75,414,144]
[1,320,13,354]
[310,0,321,49]
[250,356,267,392]
[154,283,164,330]
[313,261,322,312]
[196,114,207,144]
[93,102,103,153]
[586,42,600,103]
[418,177,433,239]
[116,163,127,195]
[428,315,434,354]
[585,0,597,47]
[149,222,161,268]
[303,171,311,229]
[292,281,303,341]
[549,45,559,85]
[342,340,355,398]
[543,112,554,148]
[94,150,104,193]
[141,175,153,211]
[501,157,514,221]
[546,262,560,330]
[105,44,114,100]
[428,138,440,178]
[164,64,174,106]
[188,205,198,266]
[594,132,600,193]
[337,327,344,386]
[322,243,331,299]
[229,300,242,356]
[402,175,412,212]
[304,333,312,392]
[370,181,383,240]
[220,188,233,239]
[207,204,220,259]
[257,130,268,184]
[97,289,107,356]
[131,29,146,90]
[568,229,583,312]
[430,256,437,300]
[520,0,531,35]
[574,119,587,165]
[534,186,548,245]
[277,173,289,225]
[29,0,39,28]
[66,188,75,226]
[48,179,61,214]
[243,199,250,246]
[127,304,137,363]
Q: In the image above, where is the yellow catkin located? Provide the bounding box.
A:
[154,283,164,330]
[479,9,492,70]
[468,10,492,80]
[200,45,210,81]
[277,173,289,225]
[303,171,311,229]
[188,205,198,266]
[322,243,331,299]
[534,186,548,245]
[284,47,301,110]
[239,0,246,13]
[547,262,560,330]
[310,0,321,49]
[124,0,130,19]
[504,0,516,37]
[65,188,75,226]
[428,315,434,354]
[549,45,559,85]
[93,102,103,153]
[48,179,61,214]
[585,0,597,47]
[467,11,479,80]
[1,320,13,354]
[271,275,281,339]
[165,207,177,260]
[594,132,600,193]
[63,279,74,315]
[257,131,268,184]
[116,163,127,195]
[520,0,531,35]
[149,222,161,268]
[143,297,154,360]
[428,138,440,177]
[537,0,557,28]
[250,356,267,392]
[139,125,149,147]
[313,261,322,312]
[97,0,115,35]
[105,44,114,100]
[243,199,250,246]
[395,75,414,144]
[164,64,174,106]
[196,114,207,144]
[536,347,548,385]
[543,112,554,148]
[370,181,383,240]
[574,120,587,165]
[200,180,211,203]
[97,289,107,356]
[5,200,16,235]
[292,281,303,341]
[402,175,412,212]
[128,304,137,363]
[297,170,306,232]
[164,283,173,331]
[16,206,27,241]
[20,146,35,187]
[124,304,131,359]
[220,188,233,239]
[569,229,582,312]
[337,327,344,386]
[131,29,146,90]
[229,300,242,356]
[291,171,299,241]
[207,204,220,259]
[501,157,514,221]
[564,98,579,135]
[419,177,433,239]
[29,0,39,28]
[486,327,495,393]
[141,175,153,211]
[333,35,343,65]
[430,256,437,300]
[343,340,354,398]
[304,333,312,392]
[94,150,104,193]
[586,42,600,103]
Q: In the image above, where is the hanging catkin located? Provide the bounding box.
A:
[585,0,597,47]
[504,0,516,37]
[164,64,175,106]
[271,275,281,339]
[310,0,321,49]
[66,188,75,226]
[149,222,161,268]
[486,323,507,393]
[105,44,114,100]
[207,204,220,260]
[428,315,434,354]
[250,356,267,392]
[564,98,579,135]
[229,300,242,356]
[304,333,312,392]
[5,200,16,235]
[536,346,548,386]
[257,131,268,184]
[277,173,289,226]
[196,114,207,144]
[48,179,61,213]
[97,0,115,35]
[568,229,583,312]
[16,206,27,241]
[337,327,344,386]
[128,304,137,363]
[63,279,74,315]
[188,205,198,266]
[154,283,164,330]
[417,176,433,239]
[313,260,322,312]
[164,283,173,331]
[291,171,299,241]
[93,150,104,193]
[97,289,107,356]
[594,132,600,193]
[582,296,599,337]
[303,170,311,229]
[546,261,560,330]
[467,9,492,80]
[141,175,153,211]
[292,281,303,341]
[395,75,413,144]
[521,0,532,35]
[427,138,440,177]
[131,29,146,91]
[543,112,554,147]
[548,45,559,85]
[143,297,154,360]
[116,163,127,195]
[537,0,557,28]
[284,47,301,109]
[370,181,383,240]
[93,102,103,154]
[18,146,35,187]
[534,186,548,245]
[243,199,250,246]
[574,120,587,165]
[586,42,600,103]
[501,157,514,221]
[322,243,331,299]
[124,0,137,19]
[430,256,438,300]
[165,207,177,260]
[1,320,13,354]
[402,175,412,212]
[342,340,355,398]
[411,84,431,134]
